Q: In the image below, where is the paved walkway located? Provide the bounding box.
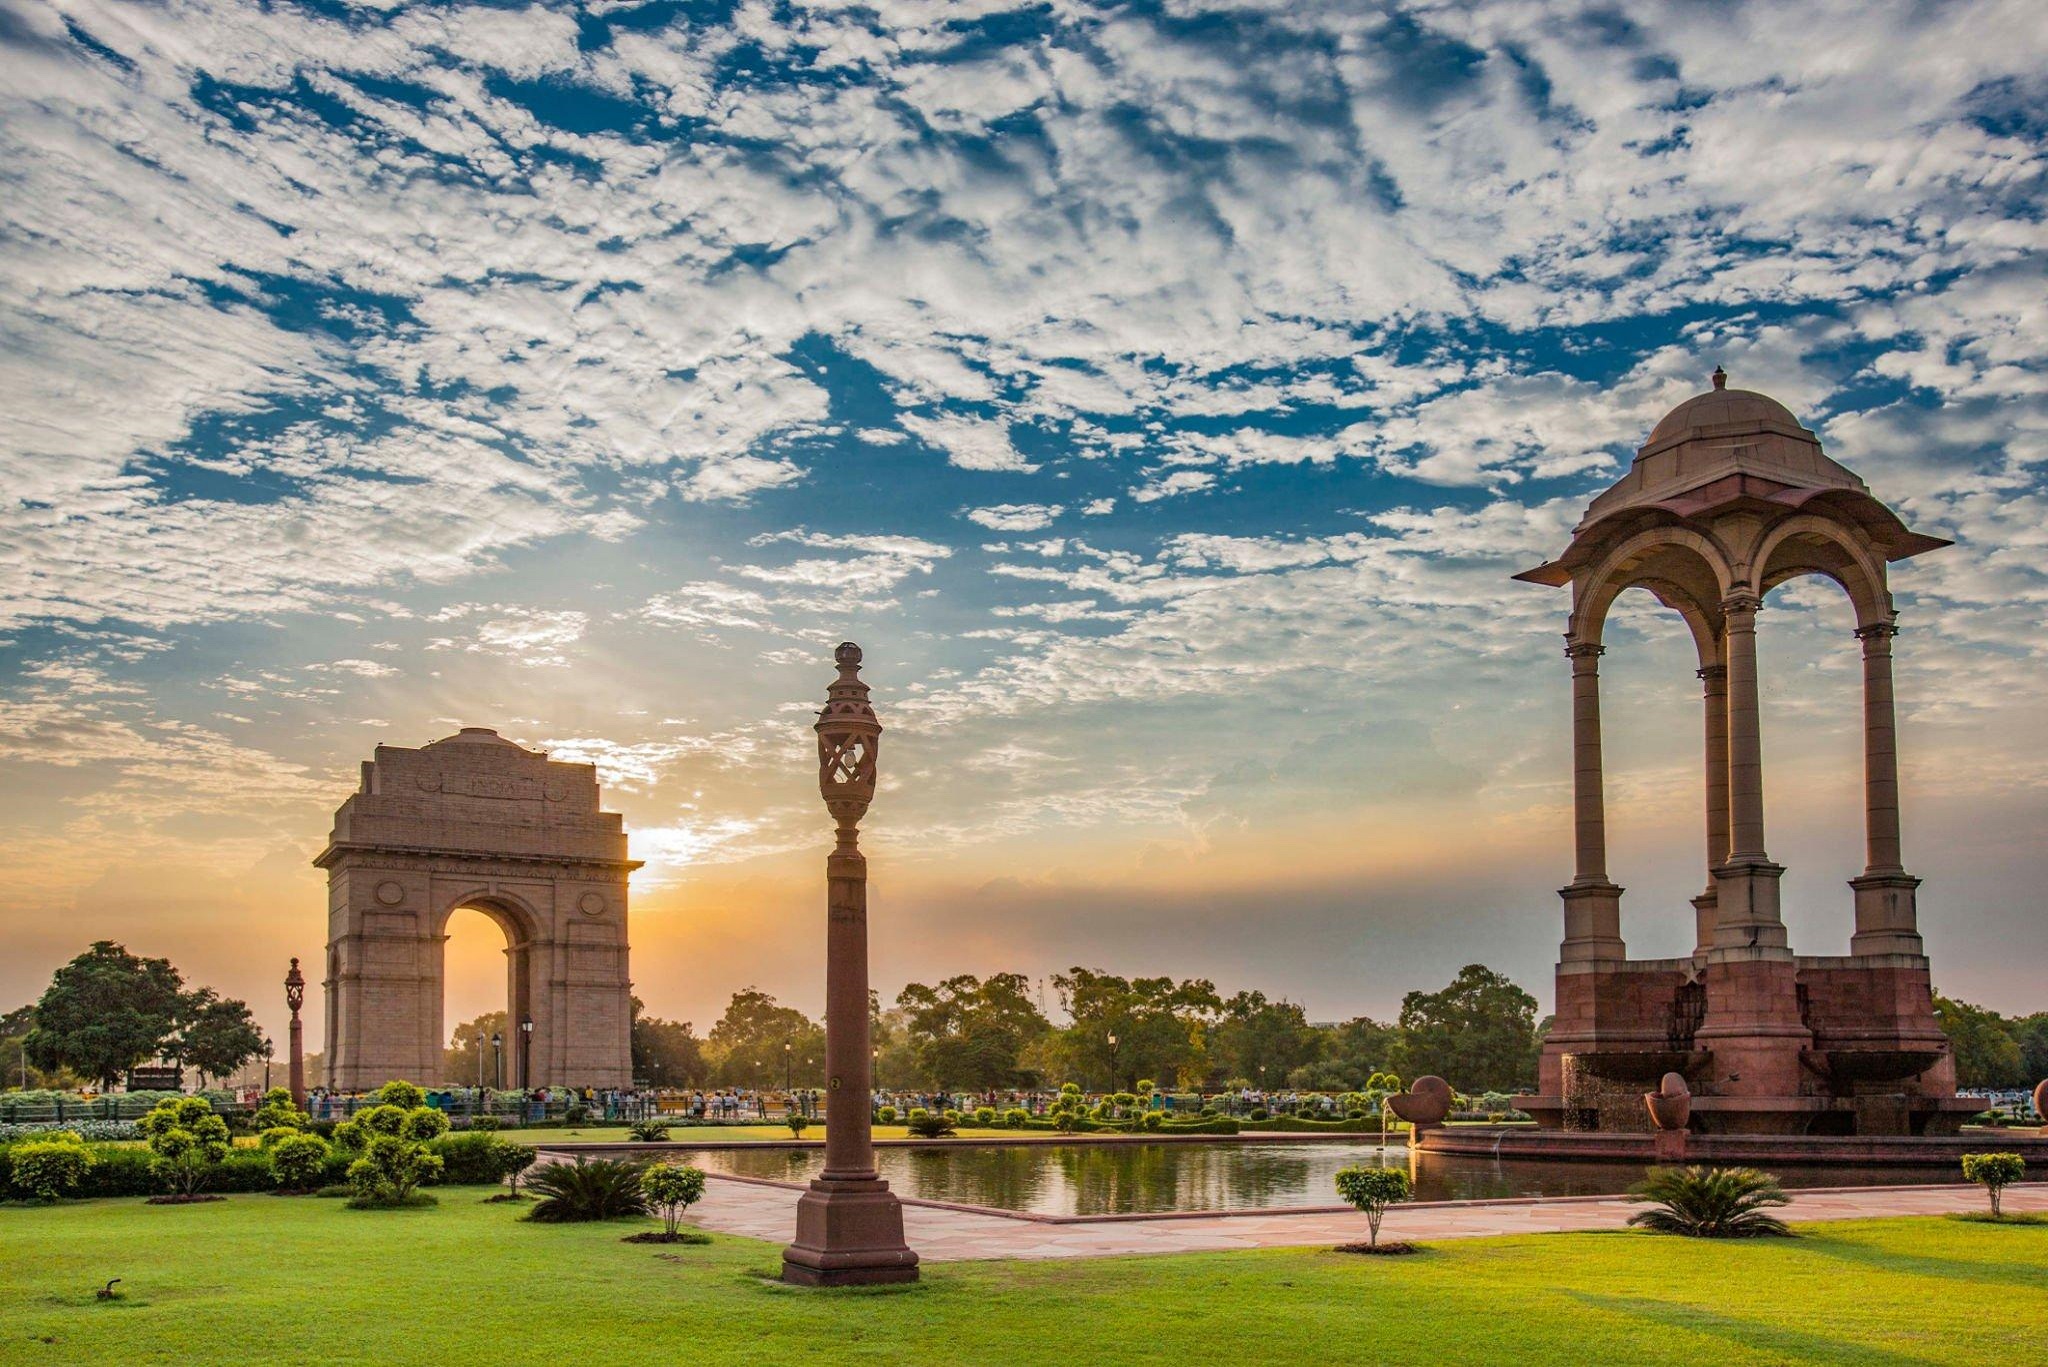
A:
[671,1176,2048,1261]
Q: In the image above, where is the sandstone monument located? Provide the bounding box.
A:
[1507,369,1975,1139]
[316,728,638,1091]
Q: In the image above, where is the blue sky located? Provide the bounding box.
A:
[3,0,2046,1043]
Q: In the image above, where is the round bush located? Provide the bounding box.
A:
[271,1133,331,1190]
[10,1138,95,1201]
[876,1105,898,1124]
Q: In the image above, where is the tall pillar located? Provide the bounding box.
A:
[1559,641,1624,964]
[782,643,918,1287]
[1711,591,1786,951]
[1698,590,1807,1101]
[284,957,307,1110]
[1691,663,1729,956]
[1849,621,1924,955]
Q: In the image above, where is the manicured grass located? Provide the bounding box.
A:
[4,1196,2044,1365]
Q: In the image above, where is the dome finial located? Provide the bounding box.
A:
[1711,365,1727,391]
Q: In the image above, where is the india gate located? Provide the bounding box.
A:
[316,727,637,1091]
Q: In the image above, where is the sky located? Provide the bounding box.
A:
[3,0,2046,1054]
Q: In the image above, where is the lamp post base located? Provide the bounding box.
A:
[780,1178,920,1286]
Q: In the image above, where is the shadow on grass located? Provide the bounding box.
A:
[1792,1226,2048,1292]
[1565,1293,1938,1366]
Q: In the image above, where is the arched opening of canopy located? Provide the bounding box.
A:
[1757,565,1870,955]
[1594,586,1718,959]
[438,897,537,1089]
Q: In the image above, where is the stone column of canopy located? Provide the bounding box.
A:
[1560,640,1626,965]
[1691,663,1730,957]
[1849,621,1924,956]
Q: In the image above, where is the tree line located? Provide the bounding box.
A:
[6,942,269,1089]
[601,962,1548,1095]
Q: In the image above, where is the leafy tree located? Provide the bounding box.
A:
[896,972,1050,1089]
[706,988,823,1087]
[138,1095,232,1198]
[25,942,185,1087]
[443,1011,508,1086]
[175,990,267,1085]
[1934,994,2025,1088]
[1050,968,1222,1091]
[1334,1166,1412,1249]
[1395,964,1539,1092]
[1961,1152,2026,1219]
[1212,990,1322,1087]
[642,1163,708,1239]
[2014,1013,2048,1087]
[630,997,709,1088]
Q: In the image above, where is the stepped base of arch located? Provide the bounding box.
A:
[1532,951,1953,1137]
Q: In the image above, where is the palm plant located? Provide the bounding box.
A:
[523,1159,651,1222]
[1627,1166,1792,1238]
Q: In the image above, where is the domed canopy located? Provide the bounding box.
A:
[1516,367,1949,590]
[1643,370,1808,452]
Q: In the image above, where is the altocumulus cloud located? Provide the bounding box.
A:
[2,0,2048,1025]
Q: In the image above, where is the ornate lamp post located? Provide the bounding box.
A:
[519,1016,534,1090]
[491,1031,503,1090]
[782,642,919,1286]
[284,958,307,1110]
[1107,1031,1120,1092]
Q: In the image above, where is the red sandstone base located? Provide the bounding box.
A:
[1416,1125,2048,1166]
[780,1178,920,1286]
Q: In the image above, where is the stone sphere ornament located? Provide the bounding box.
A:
[1386,1075,1455,1130]
[1645,1072,1692,1132]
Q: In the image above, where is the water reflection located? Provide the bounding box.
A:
[686,1142,1947,1217]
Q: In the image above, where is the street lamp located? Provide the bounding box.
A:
[491,1032,503,1090]
[784,1040,793,1091]
[1107,1032,1120,1091]
[263,1044,273,1094]
[518,1016,533,1090]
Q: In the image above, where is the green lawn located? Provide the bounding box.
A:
[3,1195,2043,1365]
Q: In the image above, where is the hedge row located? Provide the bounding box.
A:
[0,1131,532,1201]
[1237,1116,1398,1133]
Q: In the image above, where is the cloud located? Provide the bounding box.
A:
[966,503,1063,531]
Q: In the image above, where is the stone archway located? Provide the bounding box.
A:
[316,727,639,1091]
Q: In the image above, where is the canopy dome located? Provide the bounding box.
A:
[1643,374,1808,454]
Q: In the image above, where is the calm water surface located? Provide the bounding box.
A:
[686,1141,1949,1217]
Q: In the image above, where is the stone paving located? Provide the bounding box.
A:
[669,1174,2048,1262]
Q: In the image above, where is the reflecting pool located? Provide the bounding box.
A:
[684,1141,1951,1217]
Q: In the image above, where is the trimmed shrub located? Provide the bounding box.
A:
[1002,1108,1030,1128]
[138,1096,233,1198]
[974,1106,997,1126]
[433,1133,520,1185]
[785,1113,809,1138]
[525,1159,650,1222]
[1160,1117,1240,1136]
[1961,1152,2026,1218]
[468,1116,502,1132]
[642,1162,708,1238]
[10,1137,95,1201]
[251,1088,308,1134]
[1248,1108,1269,1121]
[565,1104,593,1126]
[875,1106,898,1124]
[1140,1111,1164,1131]
[271,1133,331,1191]
[1627,1166,1791,1238]
[1334,1165,1412,1249]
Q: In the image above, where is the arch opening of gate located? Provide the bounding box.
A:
[316,727,639,1092]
